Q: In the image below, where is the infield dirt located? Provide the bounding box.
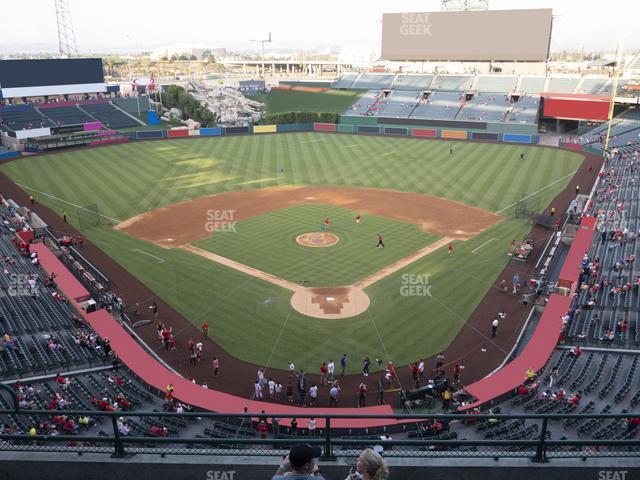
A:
[116,185,500,248]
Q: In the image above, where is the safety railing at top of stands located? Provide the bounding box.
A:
[0,406,638,462]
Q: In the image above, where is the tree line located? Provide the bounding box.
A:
[152,85,217,126]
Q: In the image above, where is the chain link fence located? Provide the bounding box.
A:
[0,407,639,461]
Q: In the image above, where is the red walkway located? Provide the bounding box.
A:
[33,244,398,428]
[459,217,596,410]
[558,216,597,293]
[460,293,571,410]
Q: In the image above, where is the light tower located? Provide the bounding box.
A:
[441,0,489,11]
[250,32,272,78]
[54,0,79,57]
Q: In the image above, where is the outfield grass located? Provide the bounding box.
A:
[194,204,439,286]
[0,133,584,373]
[250,89,363,114]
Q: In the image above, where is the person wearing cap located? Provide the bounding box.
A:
[272,443,325,479]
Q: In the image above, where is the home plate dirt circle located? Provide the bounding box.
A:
[296,232,340,248]
[290,286,371,319]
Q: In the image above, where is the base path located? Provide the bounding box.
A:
[117,185,500,248]
[183,238,452,319]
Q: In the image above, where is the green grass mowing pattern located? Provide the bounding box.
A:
[0,133,585,373]
[0,133,584,222]
[194,204,439,286]
[253,89,363,114]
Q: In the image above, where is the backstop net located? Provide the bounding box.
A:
[77,204,102,230]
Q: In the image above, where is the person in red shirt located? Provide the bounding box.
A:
[161,328,171,348]
[568,391,582,405]
[385,361,395,380]
[429,419,443,434]
[358,382,368,407]
[258,420,268,439]
[151,425,168,437]
[55,373,68,388]
[448,242,453,256]
[628,417,640,432]
[169,335,176,351]
[410,363,419,387]
[320,362,328,384]
[453,363,464,383]
[116,393,132,410]
[323,217,330,231]
[165,384,175,401]
[201,322,209,338]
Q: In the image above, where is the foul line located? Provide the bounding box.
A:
[14,183,121,223]
[354,237,454,289]
[130,249,166,263]
[494,170,578,215]
[471,237,497,254]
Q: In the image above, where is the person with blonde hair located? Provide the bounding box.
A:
[346,448,389,480]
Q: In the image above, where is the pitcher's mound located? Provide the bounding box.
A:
[296,232,339,248]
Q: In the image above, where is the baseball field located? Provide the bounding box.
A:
[248,88,363,114]
[0,132,584,373]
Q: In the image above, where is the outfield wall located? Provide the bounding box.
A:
[0,150,20,160]
[338,116,539,143]
[37,118,542,150]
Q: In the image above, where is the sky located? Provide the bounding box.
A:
[2,0,638,55]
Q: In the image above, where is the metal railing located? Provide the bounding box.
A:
[0,404,638,462]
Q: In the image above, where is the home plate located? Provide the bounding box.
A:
[326,296,335,301]
[481,348,487,352]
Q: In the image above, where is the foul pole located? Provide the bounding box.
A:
[603,39,624,154]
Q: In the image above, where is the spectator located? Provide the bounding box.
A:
[435,352,445,370]
[346,448,389,480]
[363,357,371,377]
[212,357,220,377]
[258,420,268,439]
[358,382,367,407]
[308,418,317,436]
[286,381,294,403]
[569,346,582,358]
[327,360,335,382]
[329,382,340,407]
[272,444,324,479]
[320,362,328,384]
[309,384,318,406]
